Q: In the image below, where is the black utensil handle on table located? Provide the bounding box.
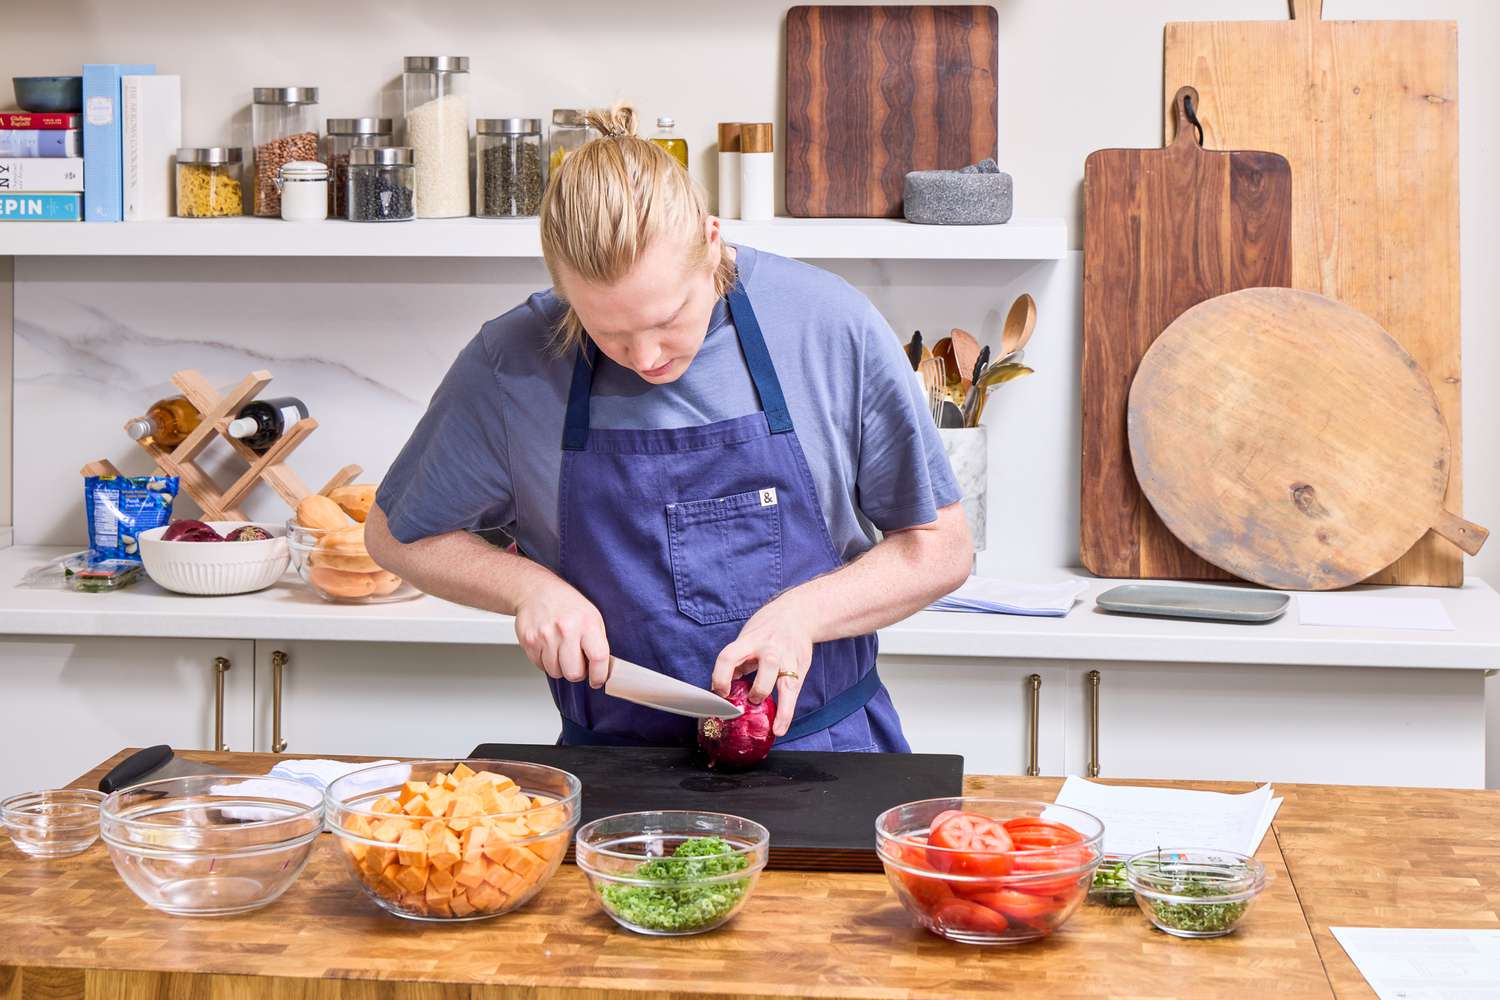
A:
[98,744,172,793]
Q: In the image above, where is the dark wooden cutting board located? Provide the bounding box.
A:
[470,743,964,872]
[785,5,998,218]
[1080,85,1293,580]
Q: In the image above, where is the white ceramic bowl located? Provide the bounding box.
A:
[138,521,289,596]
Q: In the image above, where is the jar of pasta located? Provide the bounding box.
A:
[175,147,243,218]
[548,108,596,175]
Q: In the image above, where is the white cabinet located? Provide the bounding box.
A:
[1061,661,1487,788]
[251,641,560,759]
[0,636,253,798]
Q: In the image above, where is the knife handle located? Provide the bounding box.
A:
[98,745,172,794]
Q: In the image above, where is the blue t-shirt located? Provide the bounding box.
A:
[377,245,962,569]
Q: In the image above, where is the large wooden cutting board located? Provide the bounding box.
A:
[785,5,998,218]
[1165,0,1461,586]
[1081,86,1293,580]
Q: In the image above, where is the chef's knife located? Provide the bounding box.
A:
[98,745,232,793]
[604,658,744,720]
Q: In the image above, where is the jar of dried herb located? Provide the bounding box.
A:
[476,118,543,218]
[175,147,243,218]
[325,117,392,218]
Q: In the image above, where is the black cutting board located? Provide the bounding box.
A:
[469,743,964,873]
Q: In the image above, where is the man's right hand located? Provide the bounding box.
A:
[514,578,612,688]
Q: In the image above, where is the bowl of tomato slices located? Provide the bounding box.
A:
[875,798,1104,945]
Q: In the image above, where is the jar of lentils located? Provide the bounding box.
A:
[252,87,320,217]
[348,146,415,222]
[325,117,392,218]
[175,147,243,218]
[477,118,544,218]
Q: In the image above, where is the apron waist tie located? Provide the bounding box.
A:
[559,666,885,748]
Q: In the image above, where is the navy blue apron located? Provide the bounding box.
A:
[552,281,910,752]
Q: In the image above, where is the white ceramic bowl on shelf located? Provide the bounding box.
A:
[138,521,289,596]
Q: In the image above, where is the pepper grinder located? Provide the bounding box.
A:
[716,122,741,219]
[739,123,773,221]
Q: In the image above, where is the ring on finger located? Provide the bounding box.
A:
[778,669,801,682]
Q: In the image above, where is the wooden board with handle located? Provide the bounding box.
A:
[785,5,998,218]
[1128,288,1486,591]
[1081,86,1293,580]
[1165,0,1461,586]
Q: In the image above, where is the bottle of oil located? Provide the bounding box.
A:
[124,395,203,448]
[650,116,688,169]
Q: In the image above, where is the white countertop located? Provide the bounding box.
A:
[1,546,1498,669]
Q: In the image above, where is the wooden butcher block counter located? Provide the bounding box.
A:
[1,750,1497,999]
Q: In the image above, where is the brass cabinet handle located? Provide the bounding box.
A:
[1026,674,1041,776]
[271,649,289,753]
[1087,670,1101,778]
[213,656,231,752]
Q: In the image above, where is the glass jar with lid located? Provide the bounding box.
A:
[275,160,329,222]
[325,118,392,218]
[549,108,597,175]
[175,147,243,218]
[476,118,544,219]
[402,56,470,218]
[347,146,415,222]
[251,87,320,217]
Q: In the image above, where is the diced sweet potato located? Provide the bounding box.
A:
[467,883,503,911]
[428,865,455,895]
[499,870,527,897]
[372,819,405,844]
[428,898,453,918]
[363,844,396,874]
[454,858,488,889]
[345,813,374,838]
[449,893,476,917]
[397,829,427,868]
[462,825,489,860]
[370,796,400,814]
[451,763,477,781]
[482,840,514,867]
[428,828,461,870]
[397,780,429,806]
[504,845,545,879]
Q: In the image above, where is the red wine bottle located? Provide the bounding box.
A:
[226,396,309,452]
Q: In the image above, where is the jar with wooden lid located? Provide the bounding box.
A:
[325,118,392,218]
[476,118,544,218]
[252,87,320,217]
[175,147,243,218]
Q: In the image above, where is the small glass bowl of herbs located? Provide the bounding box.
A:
[1124,848,1267,938]
[1089,855,1135,907]
[575,811,769,936]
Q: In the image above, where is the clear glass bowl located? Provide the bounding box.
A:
[2,788,104,858]
[285,518,418,604]
[325,760,580,921]
[574,810,769,936]
[875,797,1104,945]
[1125,848,1267,938]
[100,775,323,916]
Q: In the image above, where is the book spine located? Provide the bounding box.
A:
[0,193,84,221]
[0,130,79,157]
[82,63,153,223]
[122,77,142,220]
[0,113,81,129]
[0,158,85,192]
[122,75,180,221]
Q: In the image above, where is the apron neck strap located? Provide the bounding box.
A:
[561,281,794,451]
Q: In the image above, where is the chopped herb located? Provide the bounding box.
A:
[1147,879,1250,934]
[599,836,751,933]
[1090,859,1135,906]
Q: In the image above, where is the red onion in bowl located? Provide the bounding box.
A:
[162,519,224,543]
[698,678,776,769]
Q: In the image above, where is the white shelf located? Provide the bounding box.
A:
[0,216,1067,260]
[2,546,1498,669]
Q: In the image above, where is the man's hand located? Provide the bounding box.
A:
[514,577,612,688]
[711,598,814,738]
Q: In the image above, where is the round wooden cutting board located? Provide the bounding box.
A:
[1127,287,1486,590]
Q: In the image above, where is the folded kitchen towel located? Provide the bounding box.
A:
[927,576,1089,616]
[213,759,403,821]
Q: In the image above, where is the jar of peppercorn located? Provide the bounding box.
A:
[347,146,415,222]
[476,118,544,218]
[324,117,392,218]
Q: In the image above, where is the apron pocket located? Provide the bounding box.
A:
[666,488,784,624]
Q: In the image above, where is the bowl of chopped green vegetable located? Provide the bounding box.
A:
[1089,855,1135,907]
[574,811,769,936]
[1124,848,1267,938]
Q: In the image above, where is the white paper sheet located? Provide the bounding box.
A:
[1332,927,1500,999]
[1051,776,1281,857]
[1298,593,1455,631]
[927,576,1090,616]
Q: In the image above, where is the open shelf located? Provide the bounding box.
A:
[0,215,1068,260]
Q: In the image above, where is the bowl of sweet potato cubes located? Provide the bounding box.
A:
[324,760,581,921]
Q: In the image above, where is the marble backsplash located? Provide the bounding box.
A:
[12,253,1083,574]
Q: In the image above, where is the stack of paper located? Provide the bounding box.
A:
[1332,927,1500,999]
[1050,776,1282,857]
[928,576,1090,617]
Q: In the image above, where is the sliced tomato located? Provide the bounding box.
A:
[901,870,956,911]
[968,888,1064,929]
[928,813,1014,877]
[928,809,965,835]
[1002,818,1083,849]
[931,898,1009,935]
[1008,845,1092,895]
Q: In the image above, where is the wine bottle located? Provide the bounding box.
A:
[226,396,309,453]
[124,395,203,448]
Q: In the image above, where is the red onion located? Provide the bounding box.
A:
[698,678,776,769]
[162,519,224,542]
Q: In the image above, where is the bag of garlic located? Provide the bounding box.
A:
[84,473,179,564]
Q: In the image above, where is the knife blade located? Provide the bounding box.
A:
[98,745,232,793]
[604,658,744,721]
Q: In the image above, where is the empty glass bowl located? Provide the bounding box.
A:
[2,788,104,857]
[100,775,323,916]
[575,810,769,936]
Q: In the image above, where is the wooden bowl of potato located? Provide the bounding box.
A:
[286,488,417,604]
